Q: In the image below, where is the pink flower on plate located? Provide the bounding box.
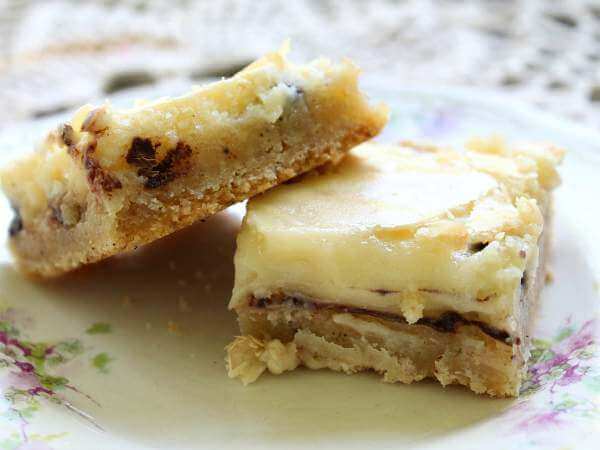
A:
[517,410,562,430]
[507,318,599,433]
[564,320,596,353]
[0,370,39,391]
[555,363,584,387]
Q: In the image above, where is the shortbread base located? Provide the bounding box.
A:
[228,305,522,396]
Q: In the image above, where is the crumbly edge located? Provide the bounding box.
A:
[8,136,355,277]
[226,307,521,397]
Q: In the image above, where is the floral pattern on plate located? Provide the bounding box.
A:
[1,309,106,449]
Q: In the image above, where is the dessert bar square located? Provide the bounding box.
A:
[1,45,386,277]
[227,138,564,396]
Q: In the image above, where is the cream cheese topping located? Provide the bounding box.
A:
[250,152,498,232]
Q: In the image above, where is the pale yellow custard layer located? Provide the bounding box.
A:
[230,139,564,334]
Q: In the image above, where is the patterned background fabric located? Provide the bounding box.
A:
[0,0,599,128]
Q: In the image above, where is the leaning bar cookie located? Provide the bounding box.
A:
[227,138,564,397]
[0,45,387,277]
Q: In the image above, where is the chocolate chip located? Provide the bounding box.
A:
[144,177,163,189]
[143,141,192,189]
[427,312,462,333]
[84,143,122,193]
[59,123,79,156]
[8,205,22,237]
[469,242,489,253]
[519,249,526,258]
[49,205,63,226]
[371,288,394,295]
[520,273,527,289]
[125,138,193,189]
[255,298,268,308]
[478,323,510,342]
[250,294,511,343]
[126,137,157,168]
[283,81,304,96]
[59,123,75,147]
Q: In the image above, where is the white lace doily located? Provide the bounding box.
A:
[0,0,599,128]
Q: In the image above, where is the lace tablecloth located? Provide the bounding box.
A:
[1,0,599,129]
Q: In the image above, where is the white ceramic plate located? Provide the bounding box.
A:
[0,86,598,450]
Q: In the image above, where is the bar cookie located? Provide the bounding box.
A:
[226,138,564,396]
[0,45,387,276]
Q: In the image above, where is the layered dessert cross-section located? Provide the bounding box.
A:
[226,138,564,396]
[0,44,387,277]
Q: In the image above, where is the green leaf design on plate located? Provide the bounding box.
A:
[54,339,84,356]
[531,337,551,351]
[39,374,69,391]
[553,326,575,342]
[86,322,112,335]
[0,320,19,337]
[554,398,578,411]
[91,352,113,374]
